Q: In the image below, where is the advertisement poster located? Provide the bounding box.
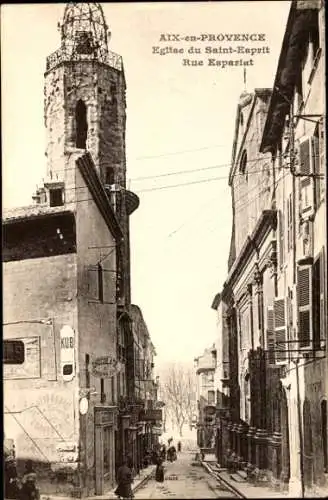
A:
[2,2,326,498]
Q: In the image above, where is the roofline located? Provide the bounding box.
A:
[260,1,319,152]
[3,207,75,225]
[77,152,123,241]
[229,88,272,185]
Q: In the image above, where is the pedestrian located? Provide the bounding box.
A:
[4,454,20,499]
[20,460,39,500]
[177,441,182,453]
[155,458,164,483]
[114,457,134,500]
[161,444,166,461]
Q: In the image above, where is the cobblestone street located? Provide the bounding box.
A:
[134,453,237,499]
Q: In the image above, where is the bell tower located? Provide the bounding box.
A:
[44,3,126,187]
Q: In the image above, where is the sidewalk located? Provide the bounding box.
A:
[201,460,289,499]
[40,465,156,500]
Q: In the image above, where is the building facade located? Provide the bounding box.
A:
[194,345,217,451]
[210,1,326,497]
[3,3,159,497]
[260,1,327,496]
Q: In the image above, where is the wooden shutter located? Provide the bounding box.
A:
[299,137,315,215]
[320,249,326,342]
[279,210,284,266]
[313,132,320,208]
[266,306,275,364]
[274,298,287,363]
[87,265,99,300]
[297,264,313,348]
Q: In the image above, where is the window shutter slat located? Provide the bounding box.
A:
[299,137,314,213]
[320,250,326,340]
[266,307,275,364]
[297,264,313,348]
[279,210,284,266]
[274,298,287,362]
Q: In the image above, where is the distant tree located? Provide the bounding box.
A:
[159,362,197,437]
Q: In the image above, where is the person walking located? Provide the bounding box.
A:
[114,457,134,500]
[155,458,164,483]
[20,461,39,500]
[177,441,182,453]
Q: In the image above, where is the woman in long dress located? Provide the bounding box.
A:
[115,458,134,500]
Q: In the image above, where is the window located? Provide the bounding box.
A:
[274,298,287,362]
[49,188,64,207]
[287,194,293,252]
[239,150,247,176]
[75,31,93,55]
[314,124,324,207]
[321,400,328,473]
[98,263,104,303]
[297,264,312,348]
[100,378,106,403]
[208,390,215,405]
[299,137,316,216]
[4,340,24,364]
[278,210,284,266]
[266,306,275,364]
[76,100,88,149]
[111,376,115,403]
[105,167,115,185]
[86,354,90,393]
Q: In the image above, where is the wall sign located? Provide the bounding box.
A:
[92,356,120,378]
[60,326,75,382]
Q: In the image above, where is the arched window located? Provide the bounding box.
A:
[75,100,88,149]
[321,399,328,473]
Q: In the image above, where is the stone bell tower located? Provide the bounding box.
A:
[44,2,126,186]
[41,3,139,305]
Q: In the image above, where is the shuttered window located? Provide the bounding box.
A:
[278,210,284,266]
[87,264,103,302]
[299,137,315,215]
[266,306,275,364]
[287,194,293,252]
[274,298,287,362]
[320,250,326,342]
[297,264,312,347]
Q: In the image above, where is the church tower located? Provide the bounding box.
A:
[44,3,126,187]
[41,3,139,304]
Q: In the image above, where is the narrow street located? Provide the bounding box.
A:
[134,452,237,499]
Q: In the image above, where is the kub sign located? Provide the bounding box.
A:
[60,325,75,382]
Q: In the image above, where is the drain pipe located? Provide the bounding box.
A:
[295,358,305,498]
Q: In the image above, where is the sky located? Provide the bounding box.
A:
[1,1,291,367]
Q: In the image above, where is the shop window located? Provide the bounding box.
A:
[76,99,88,149]
[3,340,25,364]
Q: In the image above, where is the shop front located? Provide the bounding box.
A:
[94,406,117,495]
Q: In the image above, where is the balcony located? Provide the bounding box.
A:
[104,185,140,216]
[46,46,123,73]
